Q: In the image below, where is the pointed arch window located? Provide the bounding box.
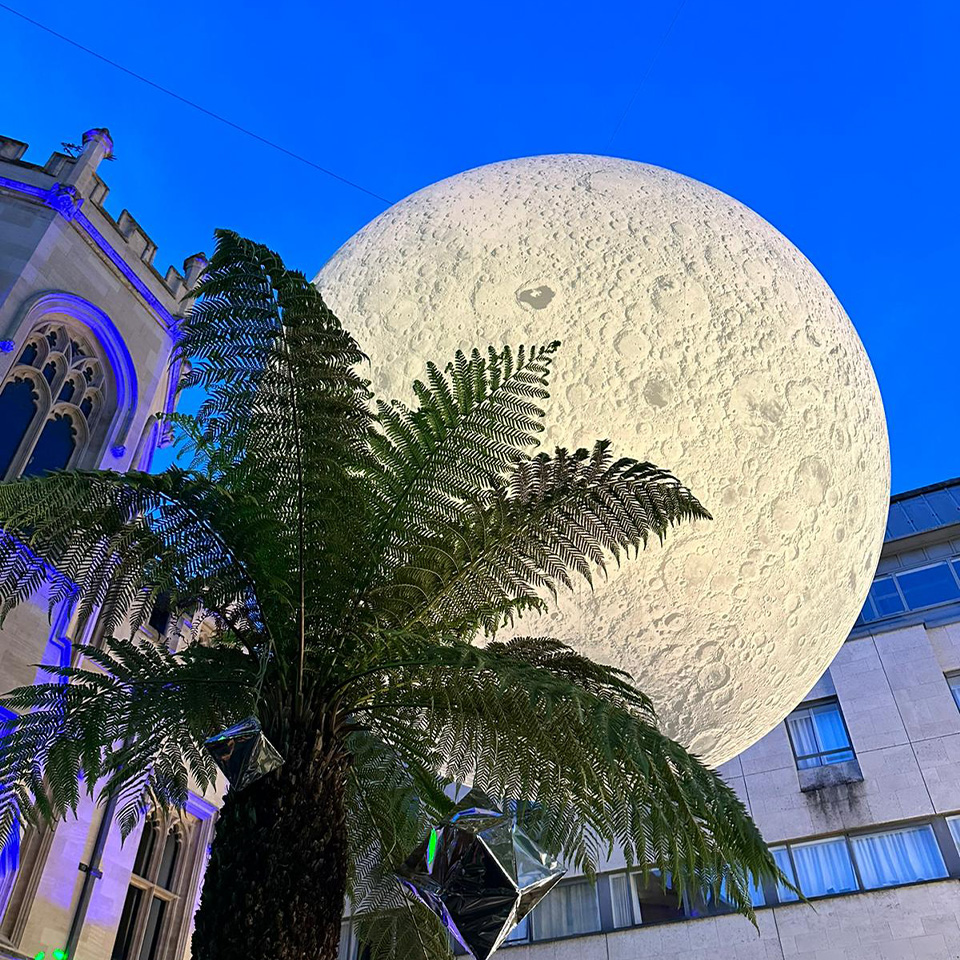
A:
[111,808,209,960]
[0,319,114,478]
[0,378,40,478]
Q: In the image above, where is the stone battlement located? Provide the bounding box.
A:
[0,129,204,302]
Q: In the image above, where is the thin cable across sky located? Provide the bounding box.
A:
[0,1,395,206]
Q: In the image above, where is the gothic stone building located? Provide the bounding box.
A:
[4,130,960,960]
[0,129,216,960]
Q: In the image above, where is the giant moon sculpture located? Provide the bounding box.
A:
[314,156,889,765]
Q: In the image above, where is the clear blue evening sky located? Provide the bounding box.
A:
[1,0,956,493]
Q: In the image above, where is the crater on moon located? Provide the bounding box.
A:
[314,155,889,765]
[516,285,556,310]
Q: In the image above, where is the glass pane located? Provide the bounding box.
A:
[902,496,941,534]
[948,817,960,854]
[886,503,914,540]
[695,873,765,915]
[138,896,166,960]
[503,914,529,942]
[156,831,180,890]
[0,378,39,479]
[869,578,905,618]
[897,564,960,610]
[811,703,854,764]
[850,825,947,889]
[948,675,960,712]
[0,822,18,879]
[132,823,158,879]
[338,922,352,959]
[926,490,960,526]
[786,711,820,768]
[634,871,684,922]
[111,886,143,960]
[149,593,172,635]
[531,880,600,939]
[791,838,858,897]
[23,413,77,477]
[17,343,38,366]
[609,873,634,928]
[772,847,798,902]
[0,705,19,881]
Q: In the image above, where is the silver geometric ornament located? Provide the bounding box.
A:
[204,716,283,789]
[398,790,565,959]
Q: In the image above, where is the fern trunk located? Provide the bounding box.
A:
[192,718,349,960]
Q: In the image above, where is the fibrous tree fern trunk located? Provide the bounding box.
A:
[192,717,350,960]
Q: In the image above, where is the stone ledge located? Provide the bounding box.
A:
[798,757,864,793]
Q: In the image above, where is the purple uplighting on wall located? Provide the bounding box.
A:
[0,175,177,334]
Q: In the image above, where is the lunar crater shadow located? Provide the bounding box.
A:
[516,285,556,310]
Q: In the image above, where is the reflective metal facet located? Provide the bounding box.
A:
[204,716,283,789]
[399,791,565,959]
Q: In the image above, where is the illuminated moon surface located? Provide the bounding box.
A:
[315,155,889,765]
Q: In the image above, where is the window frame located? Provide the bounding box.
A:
[895,562,960,612]
[111,809,207,960]
[858,560,960,625]
[847,822,947,890]
[772,821,950,904]
[946,672,960,712]
[784,697,856,770]
[528,876,602,942]
[0,320,116,480]
[946,815,960,856]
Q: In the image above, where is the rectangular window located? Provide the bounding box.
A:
[947,673,960,712]
[148,592,172,636]
[0,706,20,916]
[896,563,960,610]
[338,922,353,959]
[790,837,858,897]
[868,577,906,619]
[503,914,529,944]
[690,873,766,916]
[947,816,960,854]
[849,824,947,889]
[771,846,798,903]
[531,879,600,940]
[609,873,635,928]
[786,699,854,769]
[632,870,684,923]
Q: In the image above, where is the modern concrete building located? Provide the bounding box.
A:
[386,478,960,960]
[3,128,960,960]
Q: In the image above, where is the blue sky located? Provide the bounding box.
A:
[2,0,956,494]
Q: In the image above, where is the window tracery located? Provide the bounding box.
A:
[0,320,114,479]
[112,811,205,960]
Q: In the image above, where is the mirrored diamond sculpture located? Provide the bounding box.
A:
[204,716,283,790]
[398,791,565,959]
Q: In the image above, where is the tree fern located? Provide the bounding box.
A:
[0,229,788,960]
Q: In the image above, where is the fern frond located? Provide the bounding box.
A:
[377,440,710,635]
[0,468,278,642]
[343,636,781,924]
[0,638,257,843]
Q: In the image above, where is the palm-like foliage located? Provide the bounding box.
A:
[0,230,784,960]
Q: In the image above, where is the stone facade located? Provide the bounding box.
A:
[0,129,216,960]
[450,479,960,960]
